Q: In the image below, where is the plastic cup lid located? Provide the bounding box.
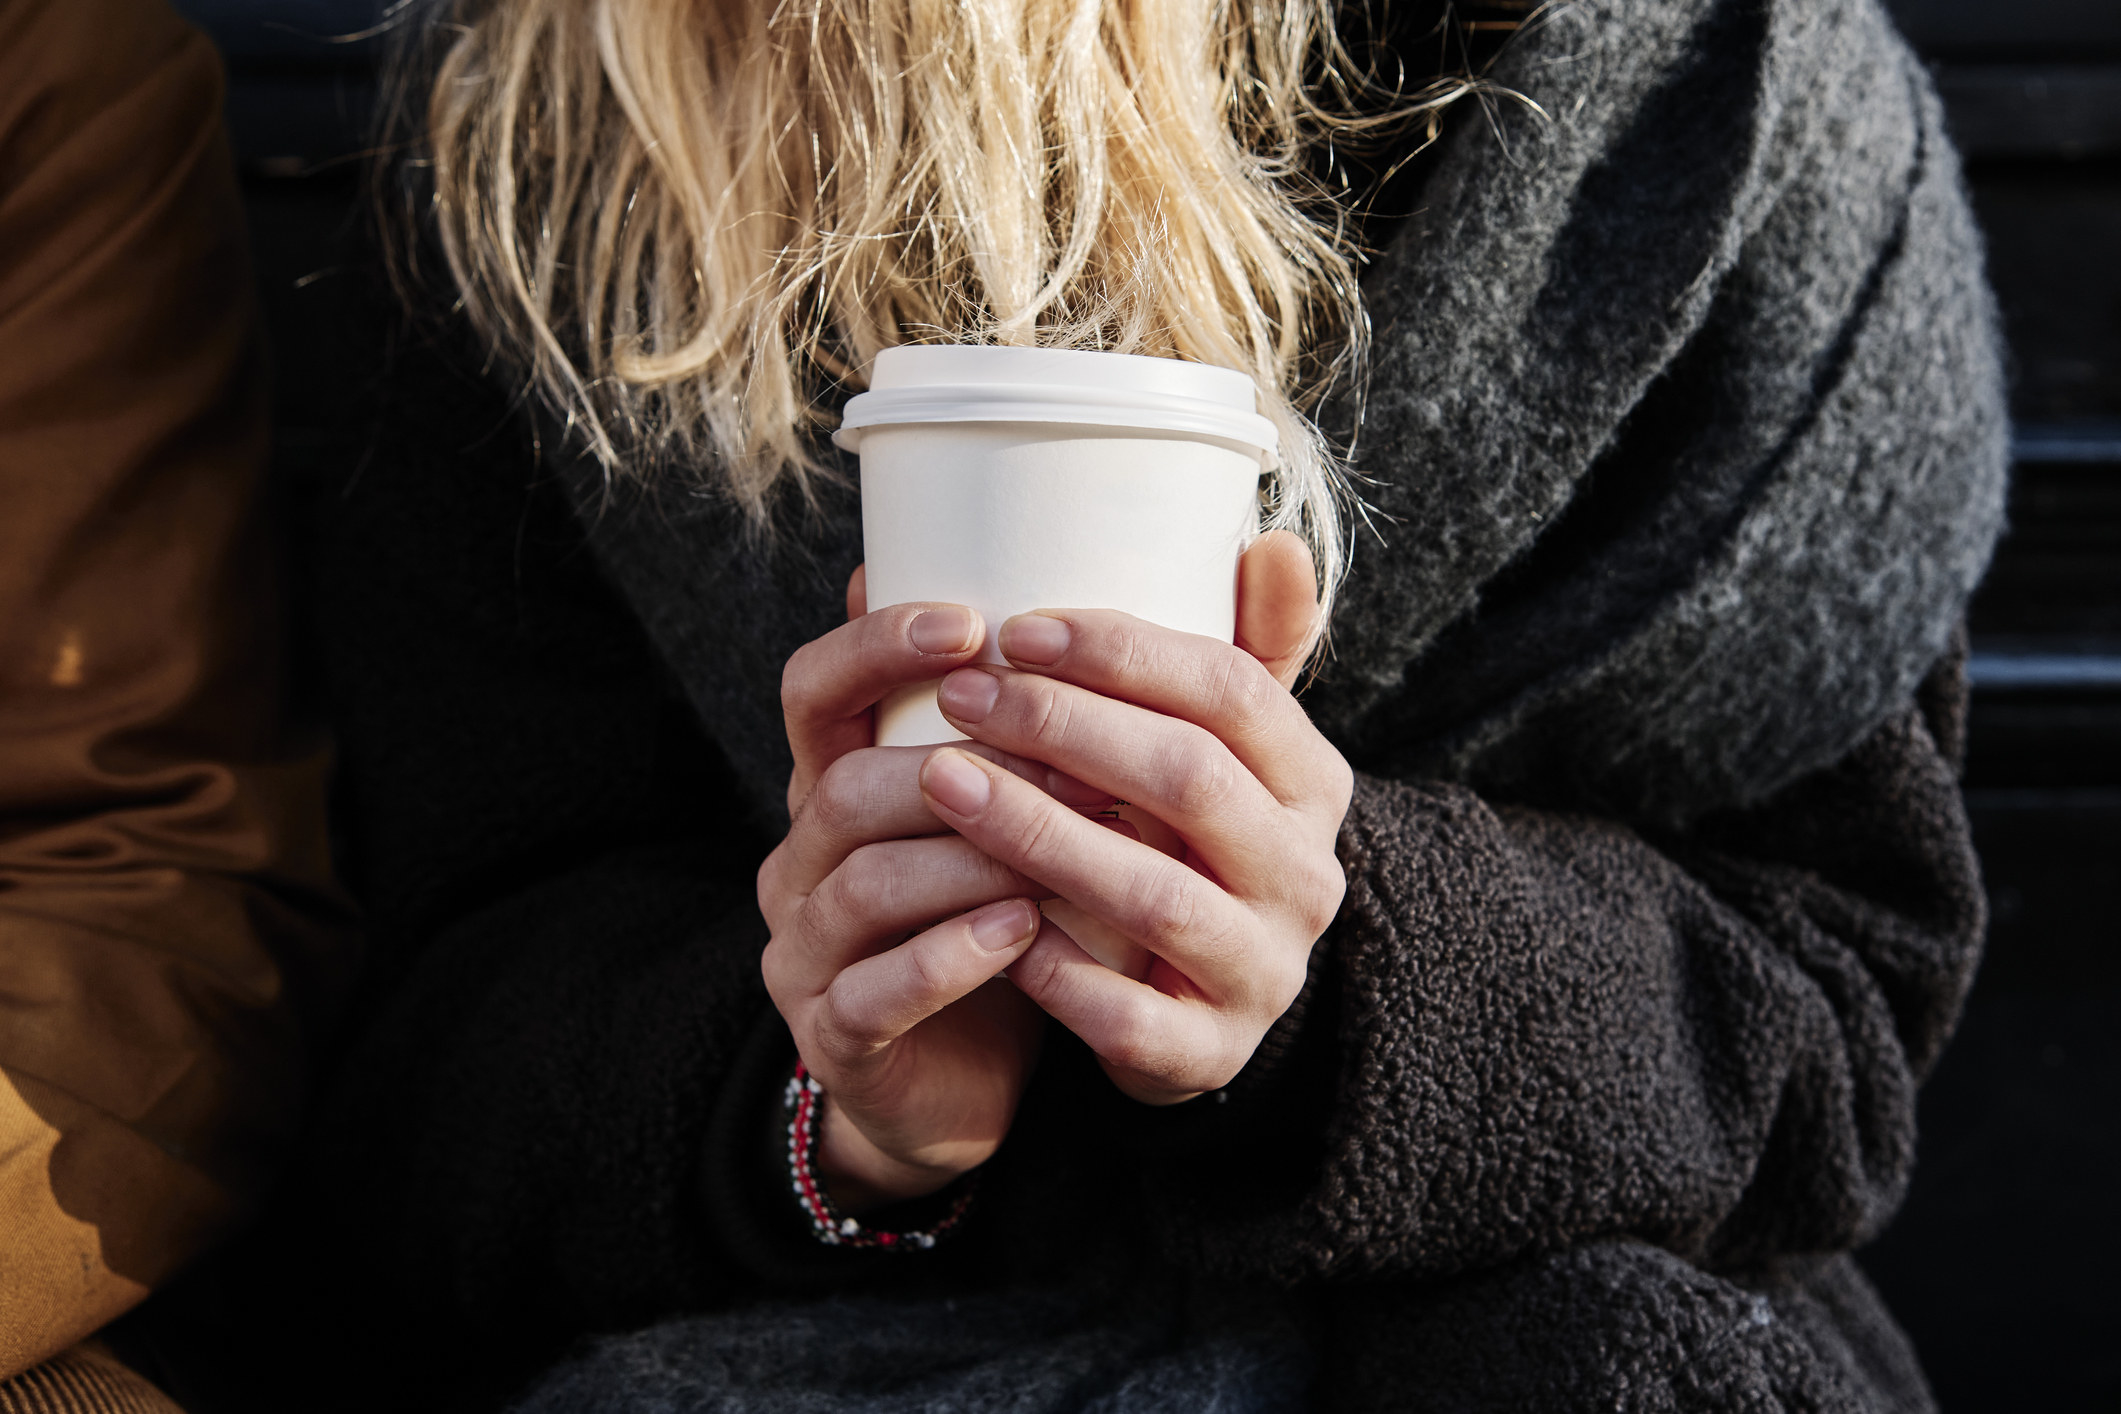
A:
[833,345,1280,466]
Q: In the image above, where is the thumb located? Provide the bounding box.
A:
[846,563,868,621]
[1235,530,1321,689]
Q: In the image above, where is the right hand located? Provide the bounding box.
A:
[758,580,1110,1212]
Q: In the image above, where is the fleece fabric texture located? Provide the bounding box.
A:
[124,0,2004,1409]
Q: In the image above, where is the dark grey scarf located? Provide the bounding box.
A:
[509,1283,1313,1414]
[561,0,2002,836]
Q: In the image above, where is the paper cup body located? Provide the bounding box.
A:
[858,421,1263,746]
[842,346,1274,747]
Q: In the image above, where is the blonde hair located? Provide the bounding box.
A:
[414,0,1473,604]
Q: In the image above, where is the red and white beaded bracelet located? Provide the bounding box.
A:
[784,1062,976,1249]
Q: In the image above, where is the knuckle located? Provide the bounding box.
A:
[1323,754,1356,815]
[1211,650,1277,729]
[780,641,823,719]
[904,935,958,1000]
[800,880,850,945]
[817,985,885,1057]
[1163,729,1241,819]
[1266,951,1310,1017]
[802,873,862,947]
[1299,852,1348,934]
[759,940,792,1003]
[1018,676,1073,747]
[1098,993,1170,1074]
[1133,862,1200,952]
[1007,797,1073,869]
[1007,933,1067,1002]
[831,844,899,927]
[1110,626,1150,684]
[868,603,918,647]
[808,755,870,838]
[756,849,787,913]
[1301,896,1342,942]
[1206,1034,1252,1092]
[789,892,845,962]
[1162,1023,1247,1096]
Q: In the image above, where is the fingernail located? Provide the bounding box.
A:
[1000,613,1070,665]
[970,899,1037,951]
[922,749,992,816]
[937,667,1000,723]
[910,606,978,655]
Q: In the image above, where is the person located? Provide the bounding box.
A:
[38,0,2011,1409]
[0,0,352,1409]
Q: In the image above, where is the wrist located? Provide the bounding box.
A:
[783,1065,980,1251]
[813,1093,971,1215]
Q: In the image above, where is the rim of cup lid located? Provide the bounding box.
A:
[834,345,1279,465]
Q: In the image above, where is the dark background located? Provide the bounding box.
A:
[164,0,2121,1407]
[1859,4,2121,1409]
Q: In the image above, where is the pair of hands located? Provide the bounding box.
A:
[756,533,1355,1212]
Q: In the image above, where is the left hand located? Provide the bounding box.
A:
[918,531,1355,1105]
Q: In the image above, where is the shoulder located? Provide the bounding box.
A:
[0,0,226,258]
[0,0,214,122]
[0,0,249,423]
[1323,0,2001,817]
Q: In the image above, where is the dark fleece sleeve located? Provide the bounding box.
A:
[305,848,769,1352]
[1144,651,1982,1284]
[244,285,893,1403]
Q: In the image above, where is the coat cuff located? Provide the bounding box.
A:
[699,1007,974,1290]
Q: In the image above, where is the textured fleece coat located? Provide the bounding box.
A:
[136,0,2006,1408]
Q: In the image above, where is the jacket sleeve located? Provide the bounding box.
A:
[0,0,352,1378]
[1142,648,1981,1284]
[251,256,891,1392]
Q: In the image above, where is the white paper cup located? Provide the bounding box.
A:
[834,345,1275,748]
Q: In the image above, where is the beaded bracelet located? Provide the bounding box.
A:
[784,1062,976,1249]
